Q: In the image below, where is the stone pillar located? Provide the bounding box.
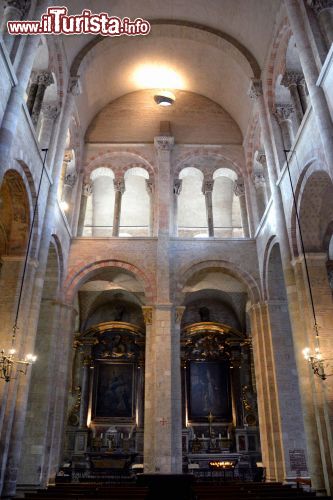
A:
[173,179,182,237]
[281,71,305,129]
[233,178,250,237]
[145,179,154,237]
[143,306,154,472]
[256,151,271,200]
[202,180,214,237]
[253,172,267,220]
[285,0,333,180]
[0,0,52,187]
[38,103,58,150]
[248,79,325,490]
[79,353,91,429]
[0,0,28,54]
[26,72,39,115]
[77,182,92,237]
[31,71,54,127]
[309,0,333,48]
[112,179,125,237]
[46,305,76,483]
[274,103,294,150]
[62,172,77,223]
[292,255,333,493]
[143,135,181,473]
[0,76,81,498]
[249,303,283,481]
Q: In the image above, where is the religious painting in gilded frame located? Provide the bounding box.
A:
[188,360,231,422]
[93,361,135,420]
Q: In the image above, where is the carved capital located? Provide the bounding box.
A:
[29,70,39,85]
[274,103,294,122]
[68,76,81,96]
[248,79,263,100]
[113,179,125,194]
[64,172,77,188]
[41,103,59,120]
[83,182,93,197]
[253,172,266,189]
[154,136,174,151]
[37,71,54,87]
[83,355,92,367]
[308,0,333,14]
[175,306,186,324]
[173,179,183,195]
[255,151,267,167]
[202,180,214,195]
[4,0,30,15]
[142,306,152,325]
[281,71,304,88]
[145,179,153,195]
[234,178,245,197]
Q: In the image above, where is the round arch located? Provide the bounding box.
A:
[176,259,261,304]
[64,259,155,304]
[85,151,155,181]
[70,20,260,79]
[290,160,333,257]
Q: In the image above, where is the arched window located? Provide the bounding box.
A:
[178,167,207,238]
[212,168,242,238]
[89,167,115,237]
[120,167,150,237]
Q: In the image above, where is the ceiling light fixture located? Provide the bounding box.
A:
[154,90,176,106]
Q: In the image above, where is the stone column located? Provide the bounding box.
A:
[62,172,77,223]
[46,305,76,483]
[257,151,271,200]
[249,303,283,481]
[38,103,58,150]
[249,78,327,493]
[173,179,182,237]
[26,71,39,115]
[309,0,333,48]
[281,71,305,129]
[112,179,125,237]
[0,0,28,54]
[274,103,294,150]
[79,353,91,430]
[77,182,92,237]
[146,135,181,473]
[253,172,267,220]
[0,0,52,186]
[285,0,333,180]
[233,178,250,237]
[143,306,155,472]
[31,71,54,127]
[145,179,154,237]
[202,180,214,237]
[0,76,81,498]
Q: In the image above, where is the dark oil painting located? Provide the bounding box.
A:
[94,362,134,418]
[188,360,231,421]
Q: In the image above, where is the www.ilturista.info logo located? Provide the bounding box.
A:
[7,6,151,36]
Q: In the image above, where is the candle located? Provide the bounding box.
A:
[218,433,221,439]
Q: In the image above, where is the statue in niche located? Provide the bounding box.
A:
[199,307,210,322]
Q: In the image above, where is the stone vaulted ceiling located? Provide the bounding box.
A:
[60,0,283,136]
